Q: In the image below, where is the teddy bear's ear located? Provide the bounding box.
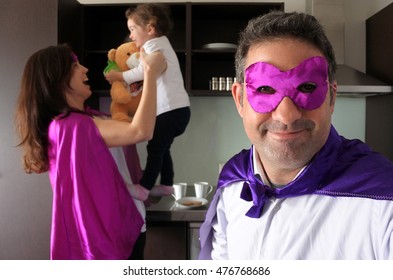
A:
[108,49,117,61]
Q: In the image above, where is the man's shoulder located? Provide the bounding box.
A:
[321,137,393,200]
[217,148,253,189]
[342,137,393,171]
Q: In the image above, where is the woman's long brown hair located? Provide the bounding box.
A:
[15,44,77,174]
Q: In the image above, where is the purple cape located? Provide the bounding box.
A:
[199,126,393,259]
[47,111,143,259]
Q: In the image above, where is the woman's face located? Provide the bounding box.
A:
[65,61,91,110]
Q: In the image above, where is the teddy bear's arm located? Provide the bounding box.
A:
[110,81,132,104]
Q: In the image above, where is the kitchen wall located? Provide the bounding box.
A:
[0,0,56,259]
[0,0,392,260]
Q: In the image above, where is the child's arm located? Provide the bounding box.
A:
[122,64,144,85]
[105,70,124,83]
[104,57,145,85]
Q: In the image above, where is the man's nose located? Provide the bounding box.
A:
[271,96,302,125]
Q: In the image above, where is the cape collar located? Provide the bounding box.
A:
[218,126,393,218]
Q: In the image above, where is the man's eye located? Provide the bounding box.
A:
[256,86,276,94]
[297,82,317,93]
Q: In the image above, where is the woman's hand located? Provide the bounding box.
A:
[140,48,167,77]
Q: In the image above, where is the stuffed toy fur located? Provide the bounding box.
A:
[105,41,143,122]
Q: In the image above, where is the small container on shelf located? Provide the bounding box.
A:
[219,77,226,91]
[210,77,218,91]
[225,77,233,91]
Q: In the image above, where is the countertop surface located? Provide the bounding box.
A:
[145,188,213,223]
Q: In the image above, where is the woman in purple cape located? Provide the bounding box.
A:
[15,44,166,259]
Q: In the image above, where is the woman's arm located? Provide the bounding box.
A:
[93,50,166,147]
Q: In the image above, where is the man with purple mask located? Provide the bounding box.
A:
[199,11,393,260]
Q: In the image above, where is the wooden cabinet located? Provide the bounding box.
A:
[188,3,283,95]
[144,221,188,260]
[143,221,203,260]
[58,1,283,108]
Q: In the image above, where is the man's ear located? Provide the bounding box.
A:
[232,82,244,117]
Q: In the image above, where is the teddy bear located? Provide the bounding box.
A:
[104,41,143,122]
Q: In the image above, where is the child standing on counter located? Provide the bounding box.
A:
[105,3,191,201]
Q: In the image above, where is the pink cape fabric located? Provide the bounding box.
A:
[123,145,143,185]
[47,112,144,259]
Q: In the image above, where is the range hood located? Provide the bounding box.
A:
[336,65,393,94]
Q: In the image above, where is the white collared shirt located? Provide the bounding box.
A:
[211,148,393,259]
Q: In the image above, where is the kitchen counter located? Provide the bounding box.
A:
[144,189,214,259]
[146,191,212,222]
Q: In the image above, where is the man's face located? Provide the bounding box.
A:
[232,38,336,179]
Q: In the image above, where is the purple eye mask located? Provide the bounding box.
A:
[245,56,329,113]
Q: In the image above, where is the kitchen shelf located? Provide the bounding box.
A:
[58,1,283,105]
[190,90,232,97]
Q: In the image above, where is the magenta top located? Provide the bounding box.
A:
[47,111,143,259]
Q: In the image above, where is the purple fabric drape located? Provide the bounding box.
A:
[48,112,143,259]
[199,126,393,259]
